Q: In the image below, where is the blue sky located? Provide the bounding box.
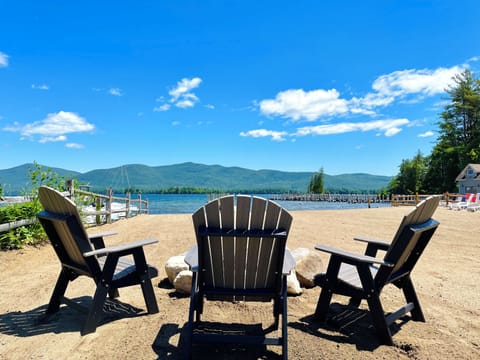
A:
[1,1,479,176]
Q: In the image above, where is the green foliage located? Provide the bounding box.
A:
[0,201,45,249]
[388,151,427,194]
[0,162,67,250]
[390,70,480,194]
[309,167,325,193]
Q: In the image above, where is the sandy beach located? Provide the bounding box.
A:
[0,205,479,359]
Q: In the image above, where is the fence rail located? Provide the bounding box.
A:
[391,193,458,206]
[70,184,149,225]
[0,181,150,233]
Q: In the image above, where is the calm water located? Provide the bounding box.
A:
[120,193,390,214]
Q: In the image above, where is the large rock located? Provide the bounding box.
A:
[287,269,302,295]
[174,270,193,294]
[291,247,324,288]
[165,255,189,284]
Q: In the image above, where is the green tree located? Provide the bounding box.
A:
[1,162,70,249]
[423,70,480,192]
[309,167,325,193]
[389,151,427,194]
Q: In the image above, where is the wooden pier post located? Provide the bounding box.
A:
[106,188,113,224]
[126,192,131,218]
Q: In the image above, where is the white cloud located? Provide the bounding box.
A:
[371,66,465,97]
[169,77,202,101]
[175,99,195,108]
[260,88,349,121]
[418,130,434,138]
[240,129,288,141]
[0,52,8,67]
[204,104,215,109]
[155,77,202,111]
[108,88,123,96]
[258,64,465,122]
[293,118,409,137]
[32,84,49,90]
[4,110,94,143]
[39,135,67,143]
[66,142,84,149]
[153,104,171,112]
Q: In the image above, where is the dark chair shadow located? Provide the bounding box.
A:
[152,321,283,359]
[0,296,147,337]
[157,278,190,299]
[158,277,174,290]
[289,302,410,352]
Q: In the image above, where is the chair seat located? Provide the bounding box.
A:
[97,256,158,282]
[315,263,379,290]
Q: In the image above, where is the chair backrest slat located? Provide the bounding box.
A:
[203,199,223,287]
[38,186,102,276]
[375,196,440,288]
[244,197,267,289]
[192,195,292,296]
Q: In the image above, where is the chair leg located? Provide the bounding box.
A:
[133,248,159,314]
[348,297,362,308]
[83,281,109,335]
[82,254,120,335]
[314,257,341,321]
[185,272,198,360]
[402,277,425,322]
[46,268,71,314]
[357,264,393,345]
[281,277,288,360]
[273,295,280,329]
[365,293,393,345]
[140,276,159,314]
[108,288,120,299]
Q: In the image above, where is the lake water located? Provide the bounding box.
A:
[122,193,390,214]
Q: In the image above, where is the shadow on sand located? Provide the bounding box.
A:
[289,302,413,352]
[0,296,147,337]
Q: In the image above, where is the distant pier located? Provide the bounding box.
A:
[269,193,390,204]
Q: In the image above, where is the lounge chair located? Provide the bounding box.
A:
[37,186,159,335]
[184,195,294,359]
[313,195,440,345]
[466,193,480,211]
[449,193,474,210]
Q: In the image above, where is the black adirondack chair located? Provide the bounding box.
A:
[184,195,295,359]
[37,186,159,335]
[313,195,440,345]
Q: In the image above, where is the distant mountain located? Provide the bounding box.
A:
[0,164,80,194]
[0,162,392,194]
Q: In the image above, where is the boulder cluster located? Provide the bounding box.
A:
[164,247,323,295]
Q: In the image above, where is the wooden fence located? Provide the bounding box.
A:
[0,181,149,233]
[67,182,149,225]
[391,192,458,206]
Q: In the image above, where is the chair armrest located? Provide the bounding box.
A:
[353,236,390,250]
[88,231,118,250]
[282,249,296,274]
[315,244,393,267]
[88,230,118,240]
[184,244,198,270]
[83,238,158,257]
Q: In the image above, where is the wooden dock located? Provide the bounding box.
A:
[269,193,390,204]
